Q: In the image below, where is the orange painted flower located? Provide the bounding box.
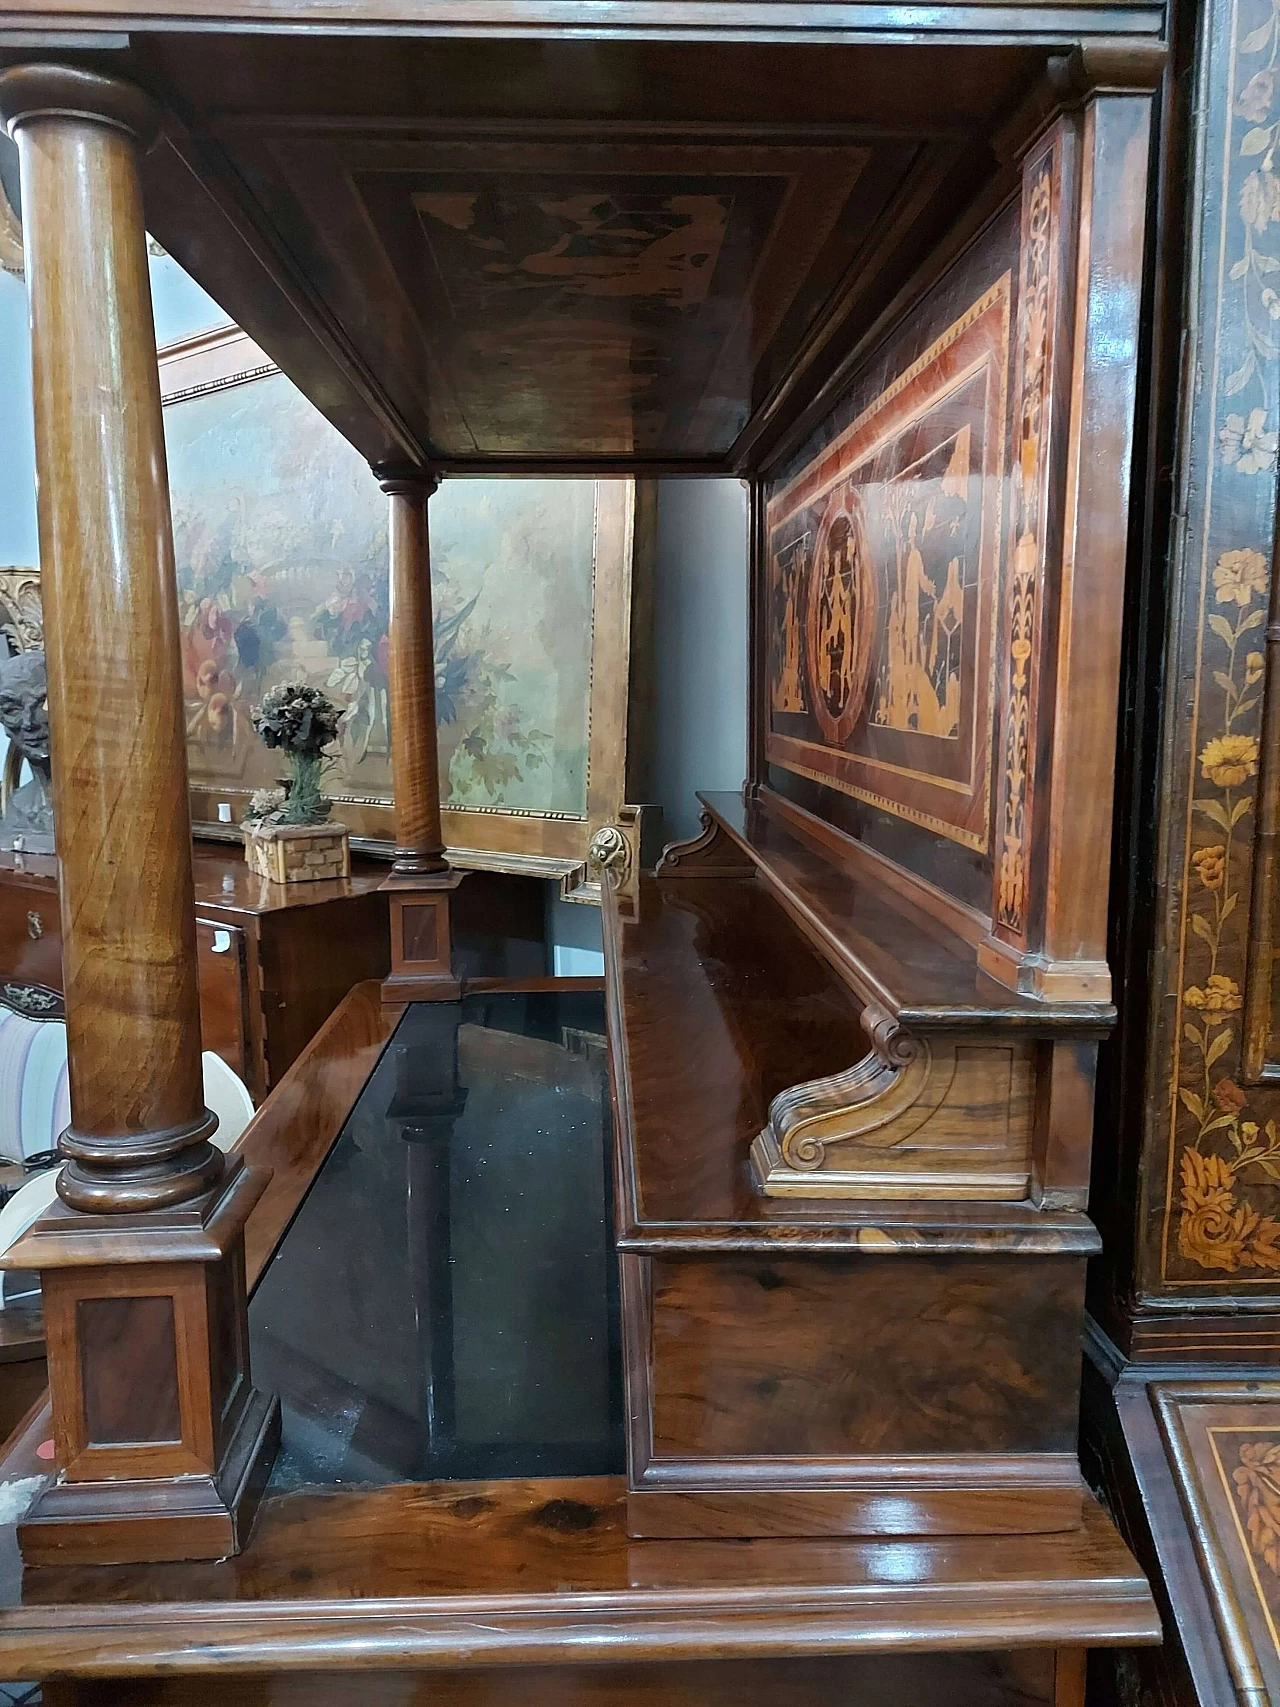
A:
[1184,974,1244,1016]
[1213,1077,1247,1113]
[1200,734,1260,787]
[1213,548,1269,605]
[1192,843,1227,889]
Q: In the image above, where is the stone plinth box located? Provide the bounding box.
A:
[243,821,351,885]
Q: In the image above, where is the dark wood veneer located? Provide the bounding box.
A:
[0,1476,1157,1681]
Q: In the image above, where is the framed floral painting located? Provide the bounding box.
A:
[158,325,643,893]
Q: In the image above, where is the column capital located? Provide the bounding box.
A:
[0,63,162,150]
[373,460,440,501]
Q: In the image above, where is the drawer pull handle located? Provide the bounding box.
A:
[211,929,232,954]
[26,911,42,941]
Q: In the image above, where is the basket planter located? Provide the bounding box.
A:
[243,821,350,885]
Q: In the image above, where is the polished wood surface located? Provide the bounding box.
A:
[0,1477,1157,1675]
[0,979,406,1492]
[377,467,448,878]
[0,27,1158,477]
[603,865,1098,1537]
[1032,81,1155,999]
[0,63,218,1215]
[236,980,404,1287]
[608,856,1107,1219]
[696,794,1113,1035]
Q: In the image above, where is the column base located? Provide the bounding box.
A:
[1,1156,280,1568]
[381,870,465,1004]
[19,1385,280,1566]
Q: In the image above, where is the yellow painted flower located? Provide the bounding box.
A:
[1200,734,1260,787]
[1184,974,1244,1016]
[1178,1149,1248,1271]
[1191,843,1227,889]
[1247,651,1267,685]
[1213,548,1269,605]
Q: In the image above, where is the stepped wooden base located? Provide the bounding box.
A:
[381,871,464,1003]
[19,1385,280,1566]
[605,866,1102,1541]
[0,1156,279,1567]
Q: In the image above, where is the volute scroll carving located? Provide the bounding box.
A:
[750,1026,1036,1202]
[655,809,753,878]
[859,999,923,1068]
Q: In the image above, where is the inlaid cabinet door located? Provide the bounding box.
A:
[195,917,250,1090]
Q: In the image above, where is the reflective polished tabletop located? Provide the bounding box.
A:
[249,990,625,1490]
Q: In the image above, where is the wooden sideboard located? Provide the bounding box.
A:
[0,844,391,1104]
[0,847,554,1104]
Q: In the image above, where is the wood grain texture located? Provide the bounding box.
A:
[621,1243,1086,1537]
[603,871,1099,1250]
[0,979,404,1503]
[0,1477,1157,1677]
[375,468,448,877]
[1037,88,1153,990]
[644,1253,1083,1460]
[0,63,219,1214]
[695,794,1114,1035]
[235,981,404,1287]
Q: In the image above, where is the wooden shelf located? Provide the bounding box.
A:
[698,793,1114,1036]
[603,871,1098,1254]
[0,1476,1157,1676]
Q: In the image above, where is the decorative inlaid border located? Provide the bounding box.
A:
[1156,0,1280,1285]
[992,132,1064,946]
[765,277,1010,851]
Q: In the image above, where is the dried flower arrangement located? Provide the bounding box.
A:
[241,684,350,883]
[243,683,341,827]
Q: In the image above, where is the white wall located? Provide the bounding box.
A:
[649,478,750,847]
[0,268,36,567]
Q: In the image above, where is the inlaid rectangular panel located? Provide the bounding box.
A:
[764,277,1010,852]
[77,1296,181,1448]
[646,1252,1083,1461]
[1150,1382,1280,1703]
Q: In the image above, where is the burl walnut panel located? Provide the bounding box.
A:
[646,1252,1084,1460]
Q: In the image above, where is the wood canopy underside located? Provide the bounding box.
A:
[0,29,1143,473]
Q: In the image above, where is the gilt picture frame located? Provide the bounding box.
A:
[158,325,643,897]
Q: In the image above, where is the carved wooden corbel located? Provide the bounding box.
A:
[655,809,754,878]
[750,1000,1035,1201]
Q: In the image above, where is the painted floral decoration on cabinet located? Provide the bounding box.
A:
[1174,0,1280,1275]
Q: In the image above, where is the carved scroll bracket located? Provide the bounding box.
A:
[751,1014,1034,1202]
[655,809,753,878]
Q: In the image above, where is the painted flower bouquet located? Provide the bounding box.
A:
[242,683,350,884]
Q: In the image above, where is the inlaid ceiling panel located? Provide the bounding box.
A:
[217,126,912,458]
[125,36,1049,467]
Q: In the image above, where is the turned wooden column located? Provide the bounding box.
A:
[378,464,449,877]
[0,63,278,1567]
[3,62,218,1214]
[375,462,462,1000]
